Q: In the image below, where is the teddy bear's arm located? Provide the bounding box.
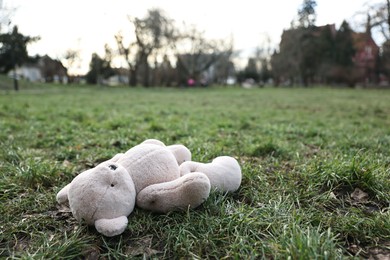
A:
[95,216,128,237]
[167,144,191,165]
[141,139,191,165]
[136,172,211,213]
[56,184,71,204]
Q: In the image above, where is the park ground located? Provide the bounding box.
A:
[0,81,389,258]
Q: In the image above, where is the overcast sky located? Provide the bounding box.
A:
[3,0,374,74]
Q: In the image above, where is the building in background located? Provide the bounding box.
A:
[9,55,68,83]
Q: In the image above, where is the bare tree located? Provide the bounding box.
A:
[116,8,232,87]
[132,9,177,87]
[370,0,390,39]
[62,48,81,77]
[115,9,177,87]
[254,34,273,84]
[174,24,233,85]
[354,0,390,39]
[85,45,115,85]
[115,32,138,86]
[354,1,390,78]
[297,0,317,28]
[0,0,14,33]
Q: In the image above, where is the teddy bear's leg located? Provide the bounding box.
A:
[180,156,242,192]
[179,161,203,175]
[56,183,71,204]
[136,172,211,213]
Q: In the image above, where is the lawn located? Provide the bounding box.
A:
[0,82,389,259]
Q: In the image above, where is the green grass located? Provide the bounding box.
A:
[1,81,390,259]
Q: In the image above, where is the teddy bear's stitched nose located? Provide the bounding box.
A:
[108,164,117,171]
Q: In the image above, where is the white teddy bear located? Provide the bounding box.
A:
[56,139,241,236]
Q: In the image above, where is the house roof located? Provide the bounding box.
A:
[352,32,378,52]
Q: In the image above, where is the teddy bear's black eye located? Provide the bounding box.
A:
[108,164,117,171]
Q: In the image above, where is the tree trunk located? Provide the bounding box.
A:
[129,69,137,87]
[387,0,390,31]
[139,54,150,87]
[13,77,19,91]
[143,63,150,87]
[11,44,19,91]
[13,67,19,91]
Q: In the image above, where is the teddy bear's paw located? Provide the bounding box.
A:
[95,216,128,237]
[209,156,242,192]
[136,172,211,213]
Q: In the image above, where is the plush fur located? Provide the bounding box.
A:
[56,139,241,237]
[180,156,242,192]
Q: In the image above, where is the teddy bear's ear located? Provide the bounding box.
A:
[110,153,124,162]
[56,184,71,204]
[141,139,166,147]
[95,216,128,237]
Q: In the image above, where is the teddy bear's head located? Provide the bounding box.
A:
[66,161,136,236]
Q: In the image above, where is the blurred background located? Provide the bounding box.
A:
[1,0,389,88]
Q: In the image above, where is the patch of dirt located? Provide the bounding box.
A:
[125,235,162,258]
[350,188,369,203]
[368,245,390,260]
[48,204,73,224]
[7,232,31,256]
[47,204,78,231]
[239,156,263,165]
[303,143,322,157]
[347,242,390,260]
[330,186,386,213]
[83,246,101,260]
